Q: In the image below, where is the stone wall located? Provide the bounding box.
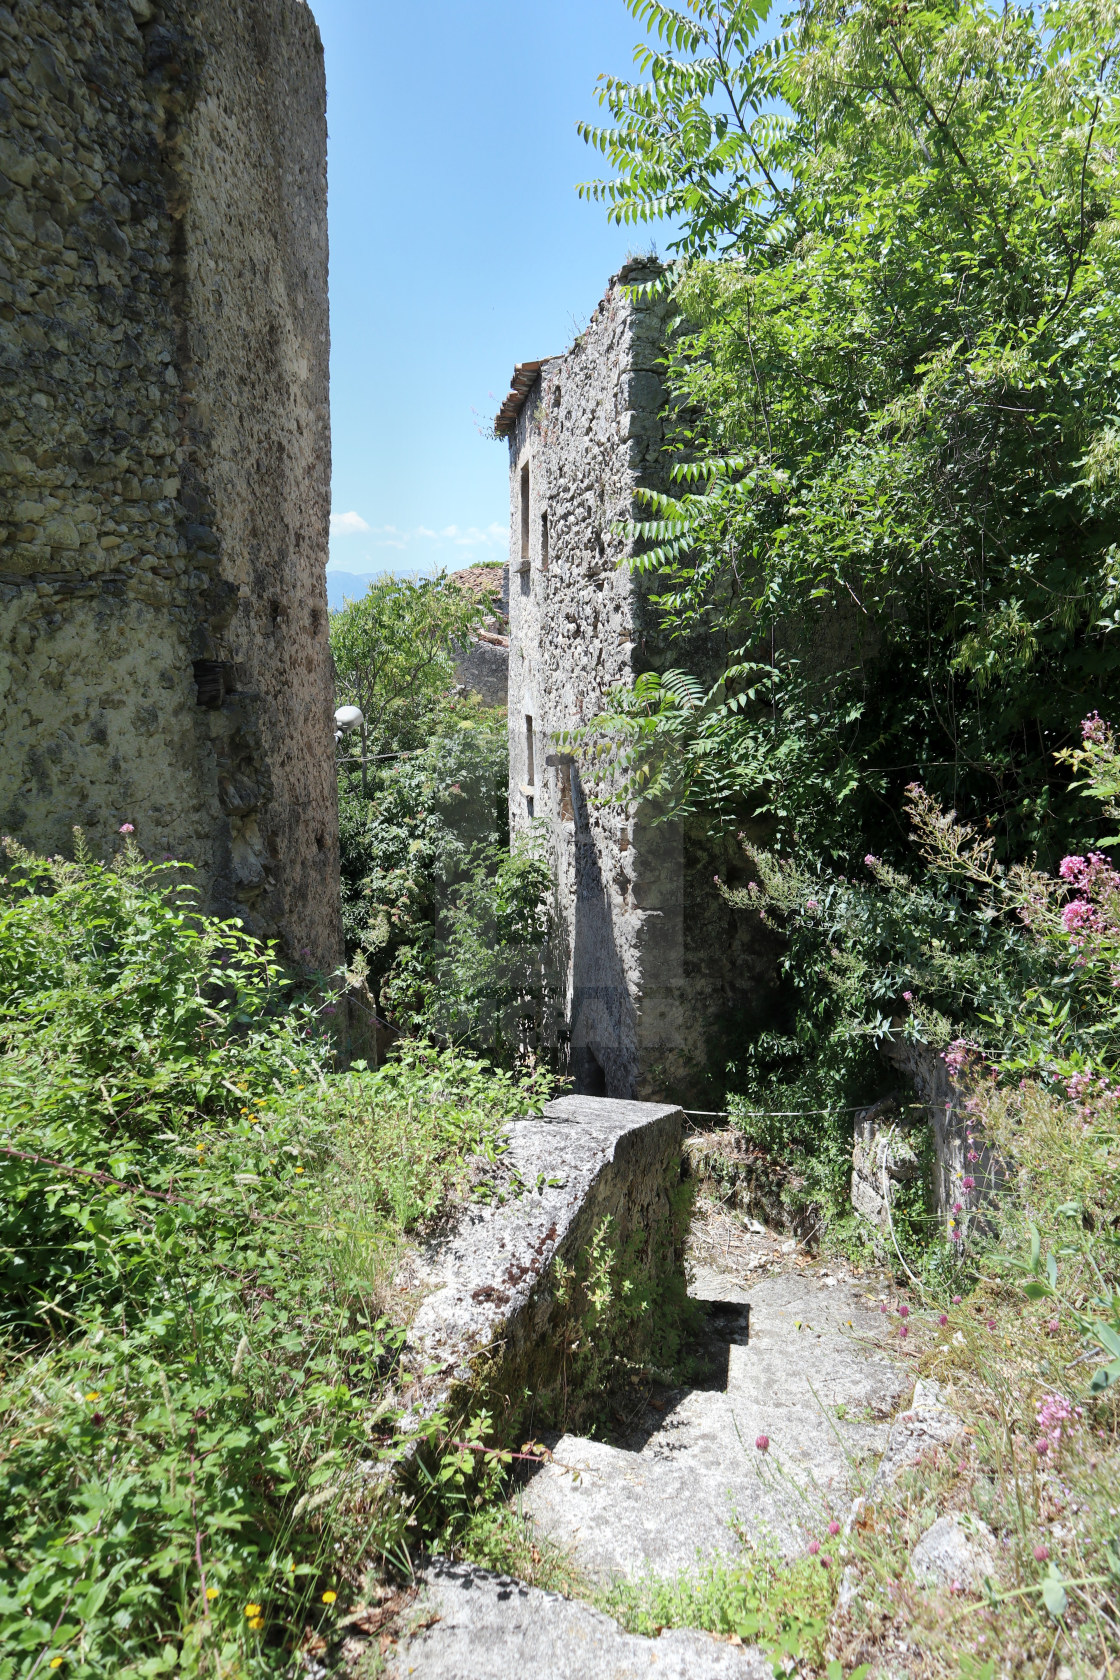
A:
[0,0,340,968]
[503,264,773,1101]
[401,1095,687,1436]
[451,561,509,707]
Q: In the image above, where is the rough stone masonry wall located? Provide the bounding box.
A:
[507,264,772,1102]
[0,0,341,968]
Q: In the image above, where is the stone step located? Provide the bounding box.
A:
[388,1560,771,1679]
[521,1262,906,1581]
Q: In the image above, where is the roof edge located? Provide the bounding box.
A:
[493,360,554,439]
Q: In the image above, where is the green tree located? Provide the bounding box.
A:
[582,0,1120,864]
[337,707,510,1011]
[330,573,494,753]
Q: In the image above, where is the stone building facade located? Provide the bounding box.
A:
[499,263,773,1102]
[0,0,340,968]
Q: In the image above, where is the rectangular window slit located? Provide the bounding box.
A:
[520,463,530,561]
[559,759,573,822]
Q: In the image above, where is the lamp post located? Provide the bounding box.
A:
[334,705,367,797]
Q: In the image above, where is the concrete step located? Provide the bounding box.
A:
[390,1176,916,1680]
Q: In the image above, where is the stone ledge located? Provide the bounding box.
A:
[399,1096,685,1428]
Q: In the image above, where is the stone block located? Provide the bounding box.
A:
[851,1098,921,1237]
[910,1514,996,1590]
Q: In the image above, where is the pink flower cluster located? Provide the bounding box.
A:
[1035,1392,1082,1456]
[943,1039,970,1077]
[1065,1070,1114,1103]
[1059,853,1117,890]
[1057,852,1120,946]
[1082,711,1108,745]
[1061,899,1097,934]
[806,1520,841,1565]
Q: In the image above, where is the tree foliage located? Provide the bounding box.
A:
[583,0,1120,863]
[331,574,554,1070]
[338,708,510,1010]
[329,573,493,753]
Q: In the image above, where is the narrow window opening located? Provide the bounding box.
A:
[525,714,535,818]
[520,463,530,561]
[559,758,573,822]
[540,509,549,573]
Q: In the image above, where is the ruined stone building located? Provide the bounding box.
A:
[450,561,509,708]
[498,262,771,1102]
[0,0,340,969]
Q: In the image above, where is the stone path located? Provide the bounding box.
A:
[389,1559,772,1680]
[391,1200,913,1678]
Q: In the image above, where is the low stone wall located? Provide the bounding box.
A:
[877,1038,1003,1232]
[398,1095,686,1439]
[453,633,508,707]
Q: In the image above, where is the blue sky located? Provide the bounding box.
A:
[315,0,667,597]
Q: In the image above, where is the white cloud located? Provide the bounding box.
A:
[364,523,506,552]
[330,510,371,536]
[326,518,508,574]
[437,523,508,548]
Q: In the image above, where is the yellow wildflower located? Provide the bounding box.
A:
[244,1603,261,1617]
[85,1392,100,1402]
[206,1587,219,1600]
[295,1166,305,1174]
[321,1590,337,1605]
[49,1661,63,1671]
[248,1616,264,1631]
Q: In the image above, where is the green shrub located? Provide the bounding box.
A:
[396,838,556,1069]
[338,707,557,1070]
[719,744,1120,1232]
[0,839,547,1678]
[599,1547,836,1668]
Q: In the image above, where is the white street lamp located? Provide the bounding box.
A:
[334,706,368,796]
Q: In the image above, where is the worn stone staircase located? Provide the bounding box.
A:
[386,1112,924,1679]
